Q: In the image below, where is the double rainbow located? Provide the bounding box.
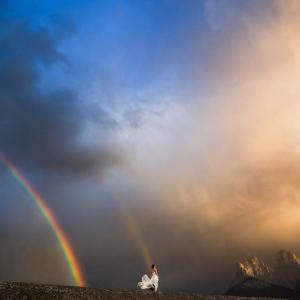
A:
[0,155,85,287]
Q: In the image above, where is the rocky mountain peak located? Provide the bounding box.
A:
[229,249,300,293]
[275,249,300,266]
[229,255,272,288]
[237,256,272,278]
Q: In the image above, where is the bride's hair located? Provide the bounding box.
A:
[151,264,156,269]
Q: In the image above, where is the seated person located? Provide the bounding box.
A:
[137,264,159,292]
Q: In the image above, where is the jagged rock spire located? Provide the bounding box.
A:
[229,249,300,291]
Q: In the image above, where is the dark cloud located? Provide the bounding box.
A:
[0,16,120,174]
[0,0,9,12]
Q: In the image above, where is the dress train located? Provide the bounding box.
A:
[137,273,159,292]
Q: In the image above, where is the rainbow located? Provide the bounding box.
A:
[118,201,153,268]
[0,155,85,287]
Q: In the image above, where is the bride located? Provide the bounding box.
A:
[137,264,159,292]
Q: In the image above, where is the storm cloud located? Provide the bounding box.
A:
[0,13,120,175]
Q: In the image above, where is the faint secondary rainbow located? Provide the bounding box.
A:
[99,176,154,268]
[0,155,85,287]
[113,192,153,268]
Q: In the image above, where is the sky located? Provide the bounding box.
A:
[1,0,300,293]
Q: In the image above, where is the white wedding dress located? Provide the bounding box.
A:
[137,272,159,292]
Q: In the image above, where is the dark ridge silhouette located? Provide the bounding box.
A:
[225,276,297,299]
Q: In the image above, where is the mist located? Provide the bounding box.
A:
[114,0,300,291]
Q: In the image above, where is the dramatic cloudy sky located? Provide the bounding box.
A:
[1,0,300,293]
